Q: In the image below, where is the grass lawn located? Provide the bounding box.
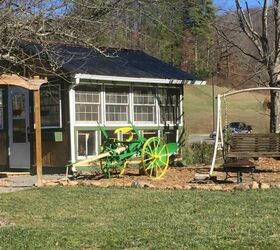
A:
[0,187,280,249]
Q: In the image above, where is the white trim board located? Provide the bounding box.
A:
[75,74,206,85]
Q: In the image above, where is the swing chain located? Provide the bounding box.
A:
[223,96,228,128]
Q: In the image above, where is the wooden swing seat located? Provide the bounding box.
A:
[226,133,280,158]
[221,133,280,182]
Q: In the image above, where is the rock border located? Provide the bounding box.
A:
[43,179,280,191]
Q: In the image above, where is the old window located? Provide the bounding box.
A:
[40,84,61,128]
[105,86,129,122]
[77,131,97,157]
[75,85,100,122]
[0,90,3,129]
[162,130,177,143]
[142,130,158,139]
[158,88,181,124]
[100,130,118,145]
[133,87,156,123]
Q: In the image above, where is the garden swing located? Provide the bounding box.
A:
[209,87,280,178]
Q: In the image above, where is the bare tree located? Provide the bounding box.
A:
[217,0,280,132]
[0,0,130,77]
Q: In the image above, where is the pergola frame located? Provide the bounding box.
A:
[209,87,280,177]
[0,74,47,186]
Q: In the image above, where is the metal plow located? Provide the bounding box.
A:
[66,124,178,180]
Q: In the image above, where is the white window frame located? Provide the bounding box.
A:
[105,85,130,125]
[141,129,159,138]
[0,89,3,129]
[40,84,62,129]
[76,130,98,160]
[75,87,101,123]
[133,86,157,124]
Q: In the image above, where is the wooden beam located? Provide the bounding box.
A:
[0,74,47,90]
[34,90,43,186]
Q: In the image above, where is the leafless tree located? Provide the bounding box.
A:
[216,0,280,132]
[0,0,130,77]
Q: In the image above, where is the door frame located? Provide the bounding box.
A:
[8,86,31,169]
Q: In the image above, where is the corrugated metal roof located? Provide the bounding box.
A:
[22,43,198,81]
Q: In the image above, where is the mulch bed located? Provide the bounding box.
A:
[42,158,280,191]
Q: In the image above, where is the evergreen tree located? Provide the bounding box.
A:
[67,0,216,77]
[182,0,216,76]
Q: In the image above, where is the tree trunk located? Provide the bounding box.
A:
[271,91,280,133]
[270,90,277,132]
[270,64,280,132]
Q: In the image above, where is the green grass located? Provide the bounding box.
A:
[0,187,280,249]
[184,85,270,133]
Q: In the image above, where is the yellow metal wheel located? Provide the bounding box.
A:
[141,137,169,179]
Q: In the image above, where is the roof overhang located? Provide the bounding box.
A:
[75,73,206,85]
[0,74,47,90]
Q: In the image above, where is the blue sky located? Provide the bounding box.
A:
[213,0,262,11]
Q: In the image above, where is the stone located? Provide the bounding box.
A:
[233,184,250,191]
[271,183,280,189]
[189,185,197,190]
[183,185,192,190]
[143,183,155,188]
[68,181,79,186]
[173,184,183,190]
[131,181,155,188]
[210,185,223,191]
[260,183,270,189]
[194,173,209,181]
[90,181,104,187]
[249,181,259,190]
[131,181,143,188]
[44,181,59,187]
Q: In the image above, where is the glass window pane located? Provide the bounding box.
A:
[12,93,25,117]
[164,130,177,143]
[105,86,129,122]
[133,87,156,123]
[78,131,97,157]
[87,132,96,155]
[13,119,26,143]
[40,85,61,127]
[75,86,100,122]
[159,88,180,124]
[78,134,86,156]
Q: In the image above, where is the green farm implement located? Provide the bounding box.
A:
[66,124,178,179]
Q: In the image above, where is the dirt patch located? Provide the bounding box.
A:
[0,178,11,186]
[0,218,15,227]
[44,158,280,191]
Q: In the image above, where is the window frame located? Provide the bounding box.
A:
[75,86,101,123]
[158,87,181,126]
[105,85,130,124]
[76,130,98,159]
[133,86,157,124]
[40,84,62,129]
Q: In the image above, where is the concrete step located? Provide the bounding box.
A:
[0,172,30,177]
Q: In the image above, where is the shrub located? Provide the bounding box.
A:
[183,142,215,165]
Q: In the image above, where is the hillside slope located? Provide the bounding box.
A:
[184,85,270,134]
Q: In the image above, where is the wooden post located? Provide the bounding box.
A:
[34,89,43,186]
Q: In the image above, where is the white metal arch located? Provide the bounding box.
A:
[209,87,280,177]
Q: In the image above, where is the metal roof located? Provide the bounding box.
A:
[22,43,199,81]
